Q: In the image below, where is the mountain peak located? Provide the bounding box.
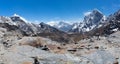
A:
[13,13,20,17]
[47,21,72,32]
[70,9,104,33]
[93,9,102,13]
[12,14,28,23]
[47,21,58,26]
[59,21,69,25]
[84,9,103,22]
[84,9,102,17]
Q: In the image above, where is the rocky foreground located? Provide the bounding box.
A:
[0,26,120,64]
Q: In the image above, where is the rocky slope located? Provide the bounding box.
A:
[0,25,120,64]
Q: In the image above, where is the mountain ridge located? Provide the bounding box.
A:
[0,9,120,43]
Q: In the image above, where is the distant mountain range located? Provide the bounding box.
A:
[0,9,120,42]
[47,9,120,35]
[47,21,73,32]
[47,9,106,33]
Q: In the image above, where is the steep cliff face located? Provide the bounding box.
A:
[69,9,105,33]
[88,9,120,36]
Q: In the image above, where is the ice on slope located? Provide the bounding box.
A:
[13,14,28,23]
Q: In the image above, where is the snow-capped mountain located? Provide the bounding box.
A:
[12,14,28,23]
[47,21,73,32]
[0,14,72,43]
[69,9,106,33]
[46,21,57,26]
[69,22,84,33]
[0,9,120,42]
[80,9,120,36]
[100,9,120,34]
[10,14,35,35]
[39,22,63,33]
[0,14,61,35]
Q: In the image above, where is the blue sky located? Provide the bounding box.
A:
[0,0,120,23]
